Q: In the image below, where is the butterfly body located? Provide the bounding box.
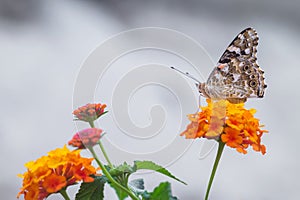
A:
[198,27,267,104]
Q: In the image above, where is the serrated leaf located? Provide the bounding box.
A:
[142,182,178,200]
[75,176,106,200]
[135,161,186,185]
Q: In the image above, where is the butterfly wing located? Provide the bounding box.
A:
[205,28,267,103]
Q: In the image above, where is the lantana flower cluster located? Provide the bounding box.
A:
[68,128,103,149]
[73,103,107,123]
[181,99,268,154]
[17,145,98,200]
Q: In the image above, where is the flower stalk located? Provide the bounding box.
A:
[88,147,139,200]
[88,121,113,168]
[204,140,225,200]
[59,188,71,200]
[89,121,95,128]
[98,141,113,168]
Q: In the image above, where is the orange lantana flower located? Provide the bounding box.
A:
[73,103,107,123]
[17,145,99,200]
[181,99,268,154]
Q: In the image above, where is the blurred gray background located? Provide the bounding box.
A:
[1,0,300,199]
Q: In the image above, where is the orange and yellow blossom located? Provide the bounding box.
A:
[18,145,99,200]
[181,99,268,154]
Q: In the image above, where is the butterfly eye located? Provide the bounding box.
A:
[249,80,257,87]
[243,65,250,71]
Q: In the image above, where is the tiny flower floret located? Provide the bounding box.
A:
[181,99,268,154]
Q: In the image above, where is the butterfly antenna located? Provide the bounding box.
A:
[170,66,201,84]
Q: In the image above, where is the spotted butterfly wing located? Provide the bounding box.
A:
[201,27,267,104]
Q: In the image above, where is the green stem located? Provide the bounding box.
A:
[204,141,225,200]
[89,121,95,128]
[98,141,113,168]
[89,121,113,168]
[88,147,139,200]
[59,188,71,200]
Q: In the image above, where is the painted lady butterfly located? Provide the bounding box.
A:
[172,27,267,104]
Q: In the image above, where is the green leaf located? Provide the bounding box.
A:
[75,176,106,200]
[105,163,136,200]
[109,162,137,177]
[99,110,109,117]
[142,182,178,200]
[135,161,186,185]
[108,182,128,200]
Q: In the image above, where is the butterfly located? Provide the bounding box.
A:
[172,27,267,104]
